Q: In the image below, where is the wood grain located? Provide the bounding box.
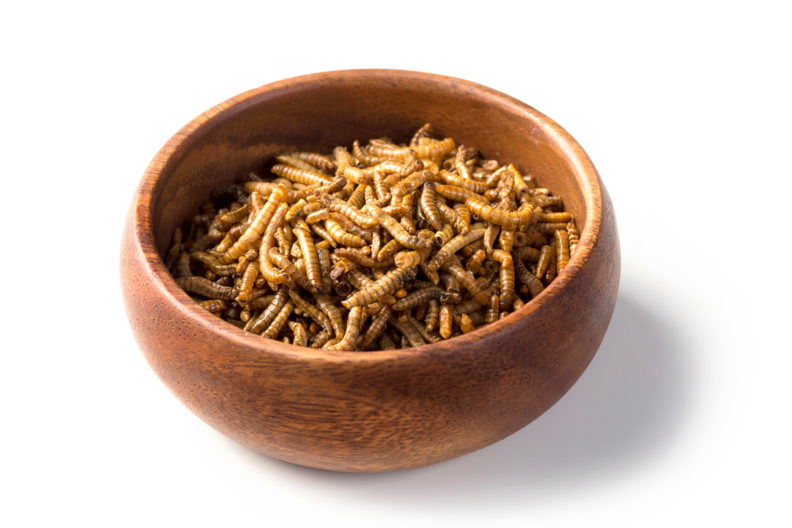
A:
[120,69,620,472]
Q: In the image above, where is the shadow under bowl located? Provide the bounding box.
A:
[120,69,620,472]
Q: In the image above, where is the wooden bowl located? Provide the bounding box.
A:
[121,69,620,472]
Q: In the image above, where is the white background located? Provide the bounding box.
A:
[2,1,790,526]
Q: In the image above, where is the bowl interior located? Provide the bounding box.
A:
[149,72,589,257]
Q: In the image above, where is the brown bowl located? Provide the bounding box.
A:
[121,69,620,472]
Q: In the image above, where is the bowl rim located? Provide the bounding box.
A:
[131,68,604,363]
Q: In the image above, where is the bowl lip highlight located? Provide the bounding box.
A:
[130,68,603,363]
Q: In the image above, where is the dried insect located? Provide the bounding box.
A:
[342,267,416,309]
[176,276,236,301]
[555,229,570,274]
[262,301,294,339]
[328,306,364,350]
[173,124,575,349]
[427,228,485,271]
[367,204,433,249]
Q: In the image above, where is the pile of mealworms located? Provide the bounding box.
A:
[165,123,579,350]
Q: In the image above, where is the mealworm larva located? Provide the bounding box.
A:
[370,225,381,258]
[287,321,308,346]
[330,211,372,241]
[290,151,335,173]
[567,221,579,255]
[535,245,554,279]
[424,299,440,332]
[459,313,475,334]
[199,299,227,314]
[394,248,430,269]
[293,220,322,289]
[515,245,541,262]
[377,239,401,262]
[427,228,485,271]
[439,302,453,339]
[315,294,345,338]
[410,123,433,146]
[391,287,443,311]
[246,288,287,332]
[419,181,444,230]
[392,170,432,198]
[358,306,392,348]
[438,170,488,193]
[347,184,367,209]
[435,183,479,203]
[271,164,332,186]
[532,195,564,210]
[499,229,515,253]
[484,222,500,254]
[465,197,535,229]
[334,247,393,268]
[236,261,260,303]
[317,195,378,229]
[311,329,332,348]
[353,139,386,165]
[342,267,416,309]
[555,229,570,274]
[330,257,357,280]
[541,212,572,223]
[466,248,487,274]
[454,145,473,180]
[309,224,338,248]
[275,154,318,172]
[405,314,440,344]
[176,276,236,301]
[175,251,192,278]
[489,249,516,307]
[220,185,285,263]
[413,137,455,160]
[367,204,433,249]
[258,202,289,285]
[244,294,277,312]
[514,257,544,298]
[328,306,364,350]
[262,301,294,339]
[484,293,500,324]
[333,146,354,177]
[441,257,490,306]
[288,289,332,335]
[274,226,291,256]
[545,244,557,282]
[268,247,313,291]
[389,315,426,347]
[285,199,308,222]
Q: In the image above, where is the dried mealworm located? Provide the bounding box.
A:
[325,218,366,247]
[262,301,294,339]
[236,261,260,303]
[489,249,516,307]
[424,299,440,332]
[555,229,570,274]
[438,170,488,193]
[389,315,426,347]
[315,294,345,338]
[535,244,554,279]
[288,321,309,347]
[567,221,579,255]
[334,247,393,268]
[342,267,416,309]
[317,195,377,229]
[258,202,290,285]
[328,306,364,350]
[392,170,432,198]
[439,302,453,339]
[268,247,313,291]
[441,257,489,306]
[199,299,227,314]
[271,164,332,186]
[176,276,235,301]
[514,257,544,298]
[175,251,192,278]
[247,289,288,333]
[367,205,433,249]
[464,197,535,229]
[466,248,487,274]
[293,220,322,289]
[420,181,444,230]
[358,306,392,348]
[288,289,332,335]
[427,228,485,271]
[220,185,285,263]
[459,314,475,333]
[165,227,182,270]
